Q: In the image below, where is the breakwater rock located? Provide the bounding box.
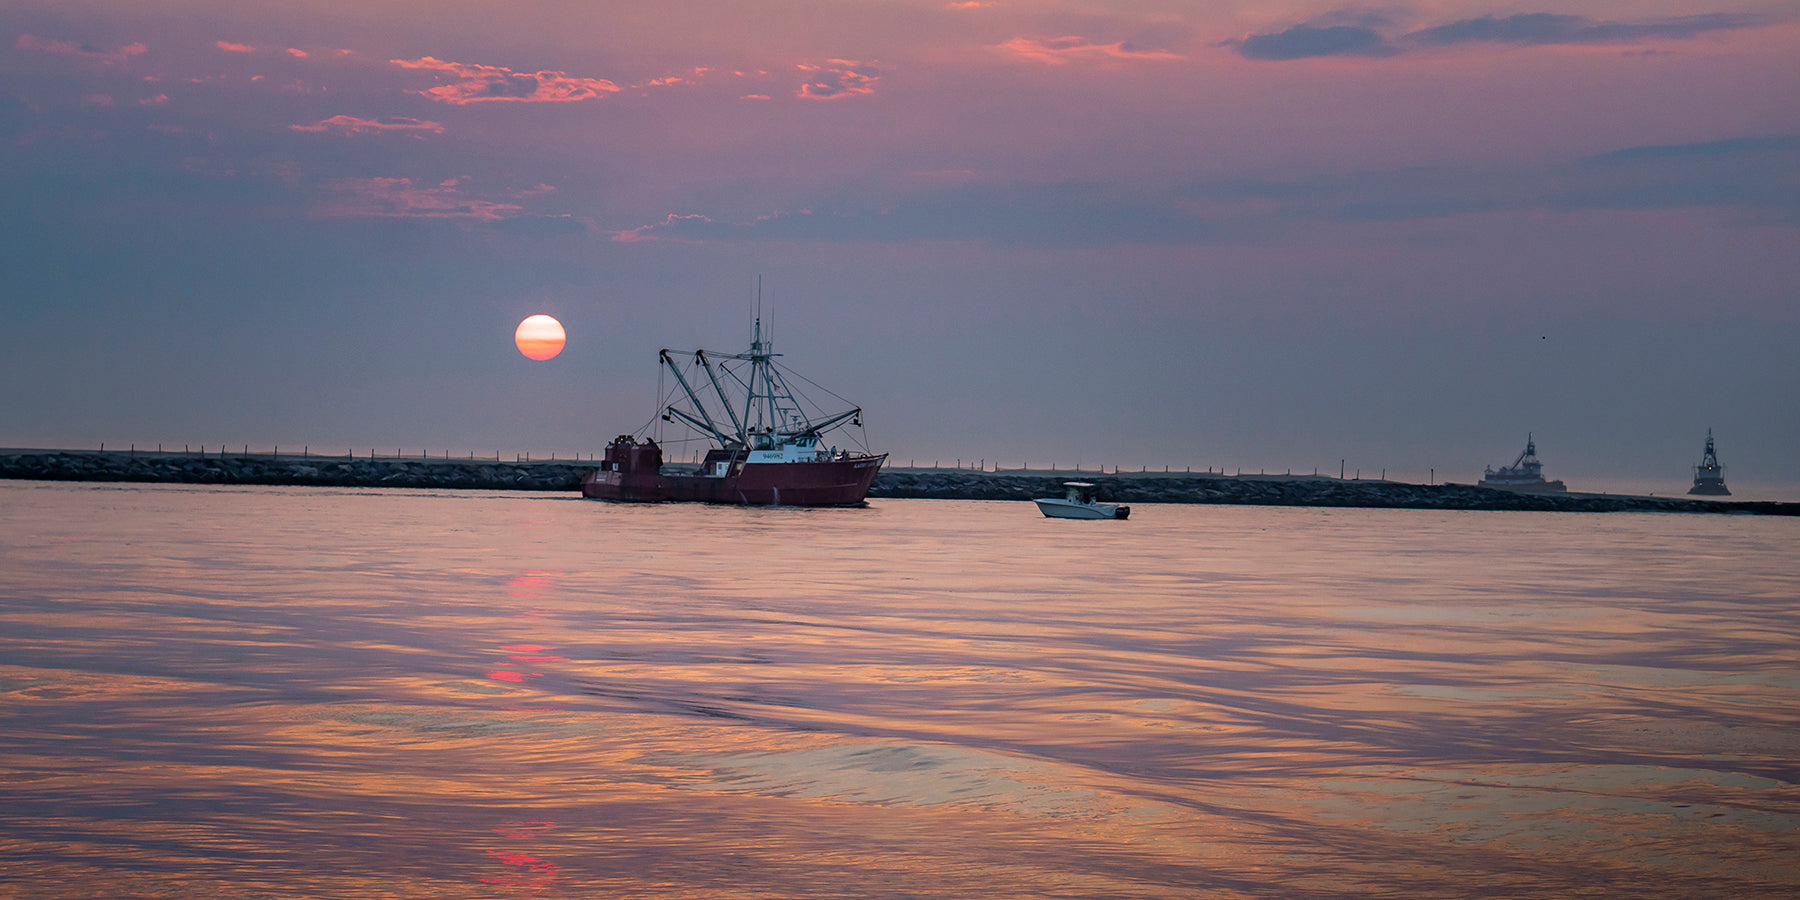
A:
[867,471,1800,516]
[7,452,1796,514]
[0,451,591,491]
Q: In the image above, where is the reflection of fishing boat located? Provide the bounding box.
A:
[581,318,885,506]
[1034,482,1130,519]
[1479,434,1567,493]
[1688,429,1730,496]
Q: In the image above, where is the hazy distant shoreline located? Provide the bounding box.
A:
[4,449,1795,516]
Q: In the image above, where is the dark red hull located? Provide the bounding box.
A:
[582,455,886,506]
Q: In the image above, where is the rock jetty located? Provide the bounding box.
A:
[4,451,1795,515]
[0,450,592,492]
[869,470,1800,516]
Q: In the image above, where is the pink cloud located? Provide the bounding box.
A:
[318,177,527,221]
[741,93,772,101]
[290,115,446,135]
[390,56,620,104]
[631,66,715,90]
[15,34,146,66]
[796,59,882,100]
[995,36,1184,65]
[139,94,169,105]
[216,41,256,54]
[286,48,309,58]
[612,212,715,242]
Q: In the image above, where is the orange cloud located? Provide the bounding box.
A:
[15,34,146,66]
[390,56,620,104]
[216,41,256,53]
[796,59,881,100]
[286,48,309,58]
[139,94,169,105]
[318,177,526,221]
[995,36,1183,65]
[290,115,446,135]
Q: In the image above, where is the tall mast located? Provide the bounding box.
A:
[757,317,778,438]
[1510,433,1539,473]
[652,287,861,454]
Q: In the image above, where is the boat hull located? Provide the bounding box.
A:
[1688,480,1731,496]
[582,454,886,506]
[1034,498,1130,519]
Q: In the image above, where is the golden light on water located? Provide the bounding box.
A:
[514,315,566,360]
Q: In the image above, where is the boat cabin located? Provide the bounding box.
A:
[601,435,663,474]
[1064,482,1099,504]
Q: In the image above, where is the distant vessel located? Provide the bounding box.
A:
[1034,482,1130,520]
[581,319,885,506]
[1688,429,1730,496]
[1479,434,1567,493]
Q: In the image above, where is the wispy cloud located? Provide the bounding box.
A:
[1192,134,1800,226]
[316,177,524,220]
[631,66,713,89]
[616,184,1221,247]
[1582,134,1800,164]
[796,59,882,100]
[1232,9,1768,61]
[390,57,620,104]
[1234,24,1393,61]
[996,35,1185,65]
[612,134,1800,248]
[1559,134,1800,221]
[14,34,146,66]
[290,115,446,136]
[612,212,719,242]
[216,41,256,54]
[1410,13,1760,47]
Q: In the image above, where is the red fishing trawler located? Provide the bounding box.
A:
[582,319,886,506]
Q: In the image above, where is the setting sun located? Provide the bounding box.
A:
[514,314,566,360]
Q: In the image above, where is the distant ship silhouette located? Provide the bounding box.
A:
[1480,434,1567,493]
[1689,429,1730,496]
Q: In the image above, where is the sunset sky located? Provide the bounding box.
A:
[3,1,1796,487]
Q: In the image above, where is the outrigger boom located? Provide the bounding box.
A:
[658,318,863,452]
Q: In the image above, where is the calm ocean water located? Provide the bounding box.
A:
[2,480,1797,898]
